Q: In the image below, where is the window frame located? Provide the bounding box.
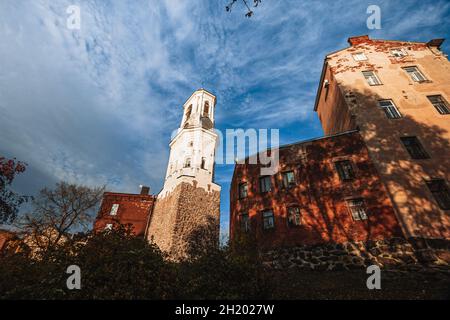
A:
[259,176,272,193]
[362,70,382,86]
[334,160,355,181]
[400,136,430,160]
[110,203,119,216]
[287,206,302,227]
[426,179,450,210]
[238,182,248,199]
[427,95,450,115]
[391,48,408,58]
[347,198,368,221]
[239,212,250,232]
[262,209,275,230]
[352,52,368,61]
[378,99,402,119]
[281,171,296,189]
[403,66,427,82]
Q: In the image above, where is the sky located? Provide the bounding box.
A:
[1,0,449,239]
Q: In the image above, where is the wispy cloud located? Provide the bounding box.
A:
[1,0,449,236]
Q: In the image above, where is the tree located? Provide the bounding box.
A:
[226,0,262,17]
[0,156,30,223]
[18,182,105,253]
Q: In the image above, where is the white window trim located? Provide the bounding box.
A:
[362,71,382,86]
[391,48,408,58]
[110,204,119,216]
[347,199,368,221]
[378,99,402,119]
[404,66,427,82]
[352,52,368,61]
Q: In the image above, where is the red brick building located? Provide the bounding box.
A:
[94,186,156,237]
[230,130,403,249]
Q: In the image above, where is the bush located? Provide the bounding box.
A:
[0,227,273,300]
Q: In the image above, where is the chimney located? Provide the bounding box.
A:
[348,35,370,46]
[140,185,150,195]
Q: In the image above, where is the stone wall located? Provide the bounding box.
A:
[147,181,220,260]
[262,237,450,271]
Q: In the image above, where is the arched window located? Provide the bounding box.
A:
[203,101,210,117]
[184,158,191,168]
[201,157,206,169]
[185,105,192,122]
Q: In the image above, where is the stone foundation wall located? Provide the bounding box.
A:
[262,238,450,271]
[147,182,220,260]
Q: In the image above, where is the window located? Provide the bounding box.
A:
[185,105,192,120]
[105,223,113,231]
[201,157,206,169]
[391,48,407,58]
[403,66,427,82]
[203,101,210,117]
[259,176,272,193]
[287,207,301,226]
[262,210,275,230]
[426,179,450,210]
[324,80,330,100]
[335,160,355,181]
[238,182,248,199]
[184,157,191,168]
[378,100,402,119]
[362,71,382,85]
[352,52,367,61]
[240,212,250,232]
[427,95,450,115]
[281,171,295,188]
[110,204,119,216]
[347,199,368,221]
[400,137,430,159]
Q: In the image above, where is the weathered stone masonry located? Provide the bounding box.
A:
[148,181,220,260]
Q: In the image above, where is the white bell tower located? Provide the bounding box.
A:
[160,88,220,196]
[148,89,221,260]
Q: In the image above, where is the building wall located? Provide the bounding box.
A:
[230,131,402,249]
[315,36,450,239]
[315,64,356,134]
[147,181,220,260]
[94,192,156,237]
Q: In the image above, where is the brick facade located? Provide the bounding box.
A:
[230,131,403,249]
[94,191,156,237]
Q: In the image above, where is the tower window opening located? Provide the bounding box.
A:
[184,105,192,126]
[201,157,206,169]
[203,101,210,117]
[184,158,191,168]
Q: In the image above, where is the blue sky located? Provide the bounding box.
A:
[1,0,449,239]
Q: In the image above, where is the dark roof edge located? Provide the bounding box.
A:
[313,59,328,111]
